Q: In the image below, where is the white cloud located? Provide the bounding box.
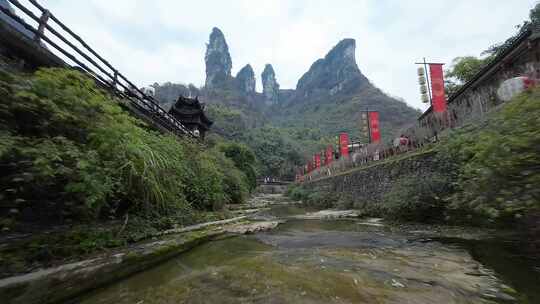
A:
[38,0,537,110]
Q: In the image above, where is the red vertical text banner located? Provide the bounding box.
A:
[369,112,381,143]
[339,133,350,158]
[307,161,312,173]
[315,153,321,169]
[326,145,333,165]
[429,64,447,113]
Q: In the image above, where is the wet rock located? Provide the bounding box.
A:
[159,216,247,236]
[357,218,384,227]
[390,279,405,288]
[224,221,280,234]
[0,229,224,304]
[231,208,270,217]
[292,210,360,220]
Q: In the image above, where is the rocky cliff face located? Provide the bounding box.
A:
[236,64,256,94]
[295,39,368,99]
[262,64,280,104]
[205,27,232,89]
[155,28,419,161]
[153,27,419,176]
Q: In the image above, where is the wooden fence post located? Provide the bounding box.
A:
[112,70,118,88]
[34,9,50,43]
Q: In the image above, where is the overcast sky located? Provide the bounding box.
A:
[27,1,538,110]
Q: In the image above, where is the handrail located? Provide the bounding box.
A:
[2,0,195,138]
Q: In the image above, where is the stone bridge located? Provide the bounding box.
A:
[255,180,292,194]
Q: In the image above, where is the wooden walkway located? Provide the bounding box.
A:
[0,0,195,138]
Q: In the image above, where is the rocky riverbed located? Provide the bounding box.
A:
[74,193,540,304]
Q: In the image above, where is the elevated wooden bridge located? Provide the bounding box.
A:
[0,0,195,138]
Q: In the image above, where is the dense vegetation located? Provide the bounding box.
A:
[271,85,420,146]
[0,68,254,232]
[0,68,261,275]
[436,88,540,225]
[382,88,539,226]
[154,71,420,179]
[289,88,540,227]
[181,85,419,179]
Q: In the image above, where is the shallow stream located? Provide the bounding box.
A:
[77,196,540,304]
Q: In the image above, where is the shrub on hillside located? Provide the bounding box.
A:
[382,173,452,222]
[0,68,250,225]
[286,184,308,201]
[216,142,258,192]
[437,88,540,224]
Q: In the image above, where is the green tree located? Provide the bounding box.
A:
[446,56,488,83]
[0,68,252,224]
[244,126,304,178]
[217,142,258,191]
[445,56,489,95]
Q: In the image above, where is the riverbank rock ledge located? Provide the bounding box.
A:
[293,210,361,220]
[0,229,223,304]
[224,221,281,234]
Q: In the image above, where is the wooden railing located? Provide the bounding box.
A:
[257,179,293,186]
[0,0,195,138]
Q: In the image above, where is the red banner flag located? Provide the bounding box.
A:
[326,145,333,165]
[429,64,447,113]
[369,112,381,143]
[315,153,321,169]
[339,133,350,158]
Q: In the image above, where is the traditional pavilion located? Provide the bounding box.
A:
[168,95,213,139]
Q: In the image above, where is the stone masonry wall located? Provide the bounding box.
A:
[299,151,441,208]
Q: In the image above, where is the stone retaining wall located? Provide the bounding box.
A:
[300,150,441,208]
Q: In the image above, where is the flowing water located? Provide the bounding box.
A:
[76,195,540,304]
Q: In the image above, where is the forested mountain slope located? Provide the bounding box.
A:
[153,27,420,177]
